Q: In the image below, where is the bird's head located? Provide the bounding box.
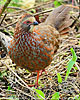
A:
[19,13,38,32]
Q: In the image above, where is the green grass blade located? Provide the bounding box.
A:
[57,73,62,83]
[65,48,77,81]
[32,87,45,100]
[51,92,59,100]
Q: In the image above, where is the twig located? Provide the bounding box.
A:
[1,60,30,89]
[7,6,28,13]
[0,13,7,26]
[0,9,53,29]
[0,61,45,100]
[74,0,78,6]
[15,78,27,88]
[65,4,80,9]
[79,0,80,16]
[72,0,74,5]
[0,0,12,17]
[33,9,53,16]
[0,20,17,29]
[48,56,71,72]
[75,62,80,71]
[70,15,80,28]
[0,98,13,99]
[25,0,53,11]
[7,6,26,10]
[13,87,36,99]
[4,20,17,28]
[11,0,53,14]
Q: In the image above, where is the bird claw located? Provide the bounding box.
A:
[28,82,39,88]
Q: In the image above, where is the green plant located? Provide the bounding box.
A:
[51,92,59,100]
[65,48,77,80]
[53,0,63,7]
[32,87,45,100]
[74,94,80,100]
[32,87,59,100]
[57,73,62,83]
[0,70,7,78]
[7,85,12,90]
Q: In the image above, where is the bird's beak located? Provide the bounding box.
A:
[33,21,38,25]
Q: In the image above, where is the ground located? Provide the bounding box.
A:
[0,1,80,100]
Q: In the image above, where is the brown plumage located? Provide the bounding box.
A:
[0,5,73,87]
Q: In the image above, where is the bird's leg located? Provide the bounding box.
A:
[28,70,47,87]
[39,69,47,76]
[35,70,39,88]
[28,70,39,87]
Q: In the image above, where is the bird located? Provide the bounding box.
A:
[0,5,73,87]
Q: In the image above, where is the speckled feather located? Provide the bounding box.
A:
[8,14,60,72]
[8,26,60,72]
[8,6,72,72]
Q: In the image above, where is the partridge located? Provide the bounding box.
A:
[0,5,73,87]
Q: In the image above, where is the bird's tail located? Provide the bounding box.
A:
[0,32,12,53]
[45,5,73,35]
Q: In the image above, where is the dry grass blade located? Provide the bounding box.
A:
[0,60,30,89]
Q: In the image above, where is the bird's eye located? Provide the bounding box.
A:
[23,21,31,24]
[27,21,30,23]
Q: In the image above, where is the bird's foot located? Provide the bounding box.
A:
[28,82,39,88]
[28,70,39,88]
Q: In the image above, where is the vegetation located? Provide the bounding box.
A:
[0,0,80,99]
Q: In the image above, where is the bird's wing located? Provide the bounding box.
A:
[45,5,73,34]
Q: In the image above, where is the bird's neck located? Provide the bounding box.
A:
[14,27,30,39]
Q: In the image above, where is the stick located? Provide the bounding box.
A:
[0,13,7,26]
[0,0,12,17]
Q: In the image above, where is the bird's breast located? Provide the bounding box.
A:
[8,26,59,72]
